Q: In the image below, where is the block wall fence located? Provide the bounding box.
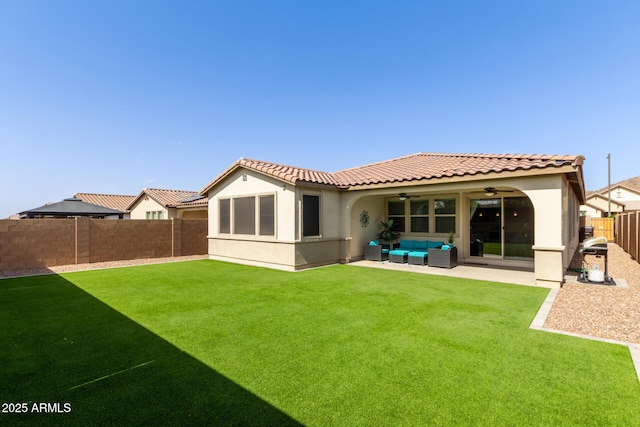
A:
[0,218,207,271]
[616,212,639,264]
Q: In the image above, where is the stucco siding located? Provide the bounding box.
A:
[130,198,170,220]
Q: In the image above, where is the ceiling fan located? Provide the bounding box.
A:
[398,193,420,201]
[483,187,514,197]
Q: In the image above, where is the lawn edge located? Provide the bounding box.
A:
[530,288,640,383]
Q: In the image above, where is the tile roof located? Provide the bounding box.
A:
[75,193,136,212]
[129,188,202,210]
[593,176,640,195]
[333,153,583,186]
[176,196,208,208]
[201,152,584,194]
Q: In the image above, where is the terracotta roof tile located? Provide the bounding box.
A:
[176,196,208,208]
[332,153,583,186]
[201,152,584,194]
[74,193,136,212]
[129,188,201,209]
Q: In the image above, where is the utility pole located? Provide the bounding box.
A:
[607,153,611,217]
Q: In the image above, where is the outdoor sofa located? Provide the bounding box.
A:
[388,239,446,264]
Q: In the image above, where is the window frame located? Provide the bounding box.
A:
[233,196,256,235]
[302,193,321,238]
[410,198,430,233]
[434,197,457,234]
[218,193,277,238]
[259,194,275,236]
[384,195,458,236]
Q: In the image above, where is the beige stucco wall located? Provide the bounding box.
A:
[583,196,624,214]
[179,209,208,219]
[130,197,171,220]
[611,187,640,202]
[582,204,603,217]
[207,169,296,240]
[206,170,346,269]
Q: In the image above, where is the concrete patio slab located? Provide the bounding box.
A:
[349,259,537,287]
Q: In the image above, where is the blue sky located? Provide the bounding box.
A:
[1,1,639,218]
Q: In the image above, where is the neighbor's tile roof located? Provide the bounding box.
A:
[129,188,202,209]
[201,152,584,194]
[75,193,136,212]
[176,196,208,208]
[594,176,640,195]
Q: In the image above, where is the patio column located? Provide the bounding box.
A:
[525,185,565,287]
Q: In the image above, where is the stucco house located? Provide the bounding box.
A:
[200,152,586,287]
[581,194,625,218]
[581,178,640,217]
[128,188,208,220]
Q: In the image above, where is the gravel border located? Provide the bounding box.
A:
[545,243,640,345]
[0,255,209,279]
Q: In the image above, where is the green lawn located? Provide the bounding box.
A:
[1,260,639,426]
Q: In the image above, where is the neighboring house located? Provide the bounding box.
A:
[581,176,640,216]
[127,188,208,220]
[200,152,586,287]
[581,194,625,218]
[75,193,137,219]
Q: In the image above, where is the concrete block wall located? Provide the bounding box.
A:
[0,218,208,271]
[179,219,208,256]
[0,219,76,270]
[89,219,173,262]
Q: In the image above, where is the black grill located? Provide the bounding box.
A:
[578,236,612,284]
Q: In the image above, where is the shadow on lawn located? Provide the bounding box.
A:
[0,274,301,426]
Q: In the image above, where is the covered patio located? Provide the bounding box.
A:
[350,258,536,287]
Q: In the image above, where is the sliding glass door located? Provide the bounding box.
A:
[469,197,534,260]
[470,198,502,258]
[503,197,534,260]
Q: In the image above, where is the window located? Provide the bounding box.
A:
[259,195,275,236]
[387,200,405,232]
[219,199,230,233]
[220,194,275,237]
[146,211,163,219]
[434,198,456,233]
[233,197,256,235]
[302,194,320,237]
[410,199,429,232]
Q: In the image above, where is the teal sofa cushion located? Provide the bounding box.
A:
[413,240,429,250]
[390,249,411,256]
[428,241,444,249]
[398,240,415,250]
[408,251,428,258]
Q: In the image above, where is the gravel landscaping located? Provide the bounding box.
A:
[2,246,638,345]
[0,255,209,279]
[545,243,640,344]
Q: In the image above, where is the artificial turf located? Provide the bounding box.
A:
[1,260,639,425]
